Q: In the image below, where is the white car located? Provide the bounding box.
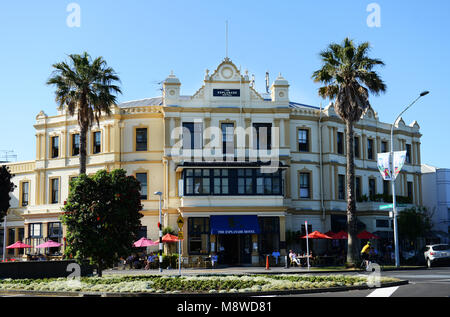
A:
[424,244,450,268]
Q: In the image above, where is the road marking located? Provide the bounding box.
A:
[367,286,399,297]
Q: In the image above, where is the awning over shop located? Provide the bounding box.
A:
[210,215,260,235]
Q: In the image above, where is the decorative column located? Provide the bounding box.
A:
[244,118,251,150]
[284,118,290,149]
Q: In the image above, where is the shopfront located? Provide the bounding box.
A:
[186,215,281,266]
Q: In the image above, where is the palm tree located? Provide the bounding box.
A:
[312,38,386,265]
[47,52,121,175]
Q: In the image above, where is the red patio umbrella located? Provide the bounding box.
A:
[333,231,349,240]
[325,231,336,238]
[300,231,333,239]
[357,230,380,239]
[6,241,31,249]
[133,237,157,247]
[36,240,62,248]
[162,233,179,243]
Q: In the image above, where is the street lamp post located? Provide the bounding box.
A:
[154,191,163,273]
[390,91,429,268]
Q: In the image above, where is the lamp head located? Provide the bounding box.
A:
[420,91,429,97]
[154,191,162,196]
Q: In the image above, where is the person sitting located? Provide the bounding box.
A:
[290,251,301,267]
[126,254,134,269]
[288,250,295,266]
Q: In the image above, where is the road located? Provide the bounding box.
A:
[287,267,450,297]
[1,267,448,297]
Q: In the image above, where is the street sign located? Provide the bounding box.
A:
[379,203,407,210]
[178,231,184,240]
[177,215,184,229]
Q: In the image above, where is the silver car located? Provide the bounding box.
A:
[424,244,450,268]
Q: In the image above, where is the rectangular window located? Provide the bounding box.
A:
[51,136,59,158]
[184,168,282,196]
[381,141,388,153]
[47,222,63,256]
[406,144,412,163]
[355,176,361,200]
[354,136,360,158]
[21,181,29,207]
[48,222,62,239]
[298,129,309,152]
[369,179,376,200]
[258,217,280,255]
[136,128,148,151]
[338,175,345,200]
[182,122,203,149]
[256,169,281,195]
[72,134,80,156]
[367,139,374,160]
[7,228,16,255]
[184,169,210,195]
[30,223,42,238]
[299,173,310,198]
[51,178,59,204]
[337,132,344,154]
[135,173,148,200]
[188,217,210,255]
[18,228,24,255]
[213,169,229,195]
[383,180,390,196]
[237,169,253,195]
[253,123,272,150]
[93,131,101,154]
[221,123,234,156]
[138,226,147,239]
[407,181,413,200]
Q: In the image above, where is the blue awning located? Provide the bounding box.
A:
[210,215,260,235]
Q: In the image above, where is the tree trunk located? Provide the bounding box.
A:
[345,120,358,266]
[79,121,88,175]
[97,260,103,277]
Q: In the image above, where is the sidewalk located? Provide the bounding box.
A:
[104,266,352,276]
[104,265,427,276]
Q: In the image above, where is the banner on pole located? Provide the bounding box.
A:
[393,151,407,179]
[377,151,406,181]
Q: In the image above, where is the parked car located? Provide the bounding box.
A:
[423,244,450,268]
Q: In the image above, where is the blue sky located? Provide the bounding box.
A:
[0,0,449,167]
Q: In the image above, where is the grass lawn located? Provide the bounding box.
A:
[0,274,401,294]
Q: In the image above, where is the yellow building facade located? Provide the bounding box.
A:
[2,58,423,265]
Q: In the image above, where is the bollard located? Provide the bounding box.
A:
[265,255,270,270]
[285,255,288,269]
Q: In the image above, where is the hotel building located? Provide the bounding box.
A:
[1,58,423,265]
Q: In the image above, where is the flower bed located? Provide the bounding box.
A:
[0,274,401,294]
